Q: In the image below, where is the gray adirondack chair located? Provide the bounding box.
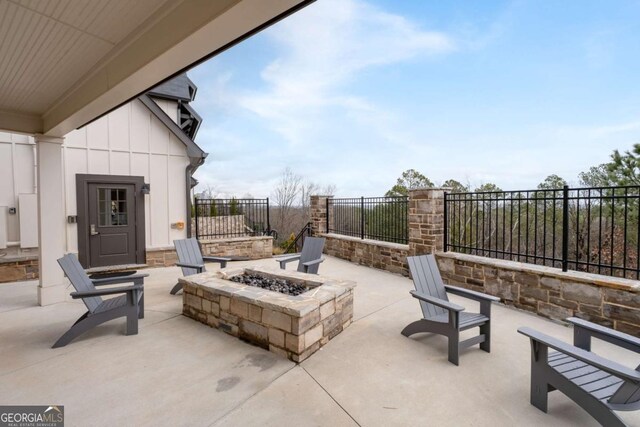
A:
[519,317,640,427]
[170,238,231,294]
[401,254,499,365]
[53,253,147,348]
[275,236,325,274]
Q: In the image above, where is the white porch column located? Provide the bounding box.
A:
[35,134,66,306]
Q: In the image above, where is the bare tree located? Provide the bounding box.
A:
[272,168,302,240]
[300,181,336,219]
[196,183,220,199]
[300,181,320,211]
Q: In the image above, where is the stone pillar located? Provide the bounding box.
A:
[408,188,446,256]
[35,134,67,306]
[309,195,333,236]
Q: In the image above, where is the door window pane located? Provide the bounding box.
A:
[98,189,108,226]
[97,188,128,226]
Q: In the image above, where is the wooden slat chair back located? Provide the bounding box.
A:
[58,253,102,313]
[175,238,205,276]
[407,255,449,319]
[297,237,325,274]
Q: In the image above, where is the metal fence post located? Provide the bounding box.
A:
[561,185,569,272]
[325,197,329,234]
[194,197,199,240]
[443,192,448,252]
[266,197,271,234]
[361,196,365,239]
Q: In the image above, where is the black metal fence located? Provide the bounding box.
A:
[194,198,271,240]
[444,185,640,280]
[327,196,408,244]
[284,222,312,254]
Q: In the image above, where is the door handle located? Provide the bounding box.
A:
[90,224,99,236]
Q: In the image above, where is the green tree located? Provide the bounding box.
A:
[537,174,568,190]
[385,169,433,197]
[209,201,217,217]
[442,179,469,193]
[579,164,612,187]
[229,197,240,215]
[474,183,503,192]
[607,143,640,185]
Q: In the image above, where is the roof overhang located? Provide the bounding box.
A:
[138,94,206,167]
[0,0,315,137]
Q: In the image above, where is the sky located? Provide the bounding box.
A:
[189,0,640,198]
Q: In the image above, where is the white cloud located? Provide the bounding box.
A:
[193,0,458,197]
[191,0,640,198]
[235,0,456,145]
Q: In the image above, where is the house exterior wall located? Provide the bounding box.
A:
[0,132,35,244]
[0,98,190,255]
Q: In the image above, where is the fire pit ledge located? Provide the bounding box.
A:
[181,266,356,362]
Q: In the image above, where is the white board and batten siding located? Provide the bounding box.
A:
[0,132,36,247]
[0,97,190,253]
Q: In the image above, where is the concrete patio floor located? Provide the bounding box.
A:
[1,256,639,426]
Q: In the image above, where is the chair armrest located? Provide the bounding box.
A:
[92,273,149,286]
[567,317,640,354]
[276,254,301,269]
[302,257,325,267]
[410,290,465,312]
[444,285,500,302]
[71,284,144,299]
[203,256,231,263]
[203,256,230,268]
[175,262,204,272]
[275,254,301,263]
[518,327,640,384]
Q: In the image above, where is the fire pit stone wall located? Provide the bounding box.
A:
[181,266,355,362]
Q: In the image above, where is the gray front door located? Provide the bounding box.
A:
[87,184,137,267]
[76,174,146,269]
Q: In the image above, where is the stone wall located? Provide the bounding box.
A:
[199,236,273,260]
[145,248,179,267]
[310,188,640,337]
[323,233,409,276]
[309,195,332,235]
[1,236,273,283]
[408,188,445,256]
[437,252,640,336]
[146,237,273,267]
[308,189,446,277]
[0,256,39,283]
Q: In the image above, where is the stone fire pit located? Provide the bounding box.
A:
[181,266,355,362]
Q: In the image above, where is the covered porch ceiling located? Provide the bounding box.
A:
[0,0,313,137]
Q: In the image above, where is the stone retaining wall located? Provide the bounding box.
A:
[200,236,273,260]
[144,237,273,267]
[145,247,179,267]
[322,233,409,276]
[310,189,640,337]
[0,257,39,283]
[436,252,640,336]
[1,236,273,283]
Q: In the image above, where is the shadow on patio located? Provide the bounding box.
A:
[1,256,638,426]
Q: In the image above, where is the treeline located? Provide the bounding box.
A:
[393,145,640,278]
